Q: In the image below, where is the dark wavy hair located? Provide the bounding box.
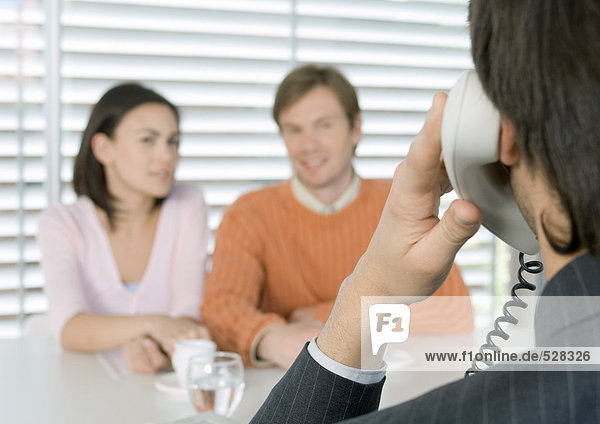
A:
[72,83,179,226]
[469,0,600,257]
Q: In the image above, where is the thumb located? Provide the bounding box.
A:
[429,199,482,259]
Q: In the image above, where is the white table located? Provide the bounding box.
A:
[0,333,486,424]
[0,337,285,424]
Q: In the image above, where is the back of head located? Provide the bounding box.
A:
[73,83,179,221]
[273,64,360,127]
[469,0,600,256]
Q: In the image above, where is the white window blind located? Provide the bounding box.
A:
[0,0,47,337]
[1,0,504,337]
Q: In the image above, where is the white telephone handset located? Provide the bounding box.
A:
[441,71,539,255]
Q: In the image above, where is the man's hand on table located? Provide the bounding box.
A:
[257,321,323,369]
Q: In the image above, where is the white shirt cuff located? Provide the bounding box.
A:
[307,338,386,385]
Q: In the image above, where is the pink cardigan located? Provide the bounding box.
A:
[38,185,209,338]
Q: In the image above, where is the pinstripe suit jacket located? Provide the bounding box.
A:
[251,253,600,423]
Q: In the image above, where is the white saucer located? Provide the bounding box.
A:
[154,372,187,396]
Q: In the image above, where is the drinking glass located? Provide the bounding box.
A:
[186,351,245,417]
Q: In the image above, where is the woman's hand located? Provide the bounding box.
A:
[148,317,212,357]
[123,336,169,373]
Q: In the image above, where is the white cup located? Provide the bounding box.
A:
[172,339,217,388]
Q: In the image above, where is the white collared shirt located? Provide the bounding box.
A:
[290,173,361,215]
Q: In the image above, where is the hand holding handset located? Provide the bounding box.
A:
[441,71,543,373]
[441,70,539,255]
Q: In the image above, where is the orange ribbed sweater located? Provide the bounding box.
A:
[202,179,473,365]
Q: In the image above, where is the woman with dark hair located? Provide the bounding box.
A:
[38,83,211,373]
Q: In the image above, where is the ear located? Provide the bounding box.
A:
[91,133,114,166]
[350,115,362,148]
[498,117,519,166]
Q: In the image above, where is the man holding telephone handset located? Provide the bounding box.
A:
[251,0,600,422]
